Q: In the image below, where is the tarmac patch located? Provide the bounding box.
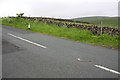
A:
[2,39,21,54]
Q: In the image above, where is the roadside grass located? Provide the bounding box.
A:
[2,17,120,49]
[0,18,2,24]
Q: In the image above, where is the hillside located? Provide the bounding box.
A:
[73,17,119,28]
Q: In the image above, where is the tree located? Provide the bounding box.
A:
[16,13,24,18]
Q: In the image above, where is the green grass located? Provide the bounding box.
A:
[73,17,119,28]
[0,18,2,24]
[2,17,120,49]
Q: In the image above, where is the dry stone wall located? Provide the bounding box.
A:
[11,17,120,36]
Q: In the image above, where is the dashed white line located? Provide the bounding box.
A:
[8,33,47,49]
[8,33,120,75]
[95,65,120,75]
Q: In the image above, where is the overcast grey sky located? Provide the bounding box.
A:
[0,0,119,19]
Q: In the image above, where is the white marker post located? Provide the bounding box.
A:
[28,23,31,30]
[100,21,102,35]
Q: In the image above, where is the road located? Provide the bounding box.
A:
[0,25,2,79]
[2,25,119,78]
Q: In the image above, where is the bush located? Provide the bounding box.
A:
[16,13,24,18]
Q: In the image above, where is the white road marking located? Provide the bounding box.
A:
[8,33,47,48]
[95,65,120,75]
[7,33,120,75]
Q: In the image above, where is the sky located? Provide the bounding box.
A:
[0,0,119,19]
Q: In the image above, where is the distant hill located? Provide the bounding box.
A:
[73,16,109,19]
[72,16,119,28]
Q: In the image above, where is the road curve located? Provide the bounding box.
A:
[2,25,119,78]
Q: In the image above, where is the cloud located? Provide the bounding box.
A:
[0,0,119,18]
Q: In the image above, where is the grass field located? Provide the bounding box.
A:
[1,17,119,49]
[73,17,119,28]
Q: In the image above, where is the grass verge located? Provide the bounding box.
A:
[2,17,120,49]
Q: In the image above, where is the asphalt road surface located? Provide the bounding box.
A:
[2,25,119,78]
[0,25,2,79]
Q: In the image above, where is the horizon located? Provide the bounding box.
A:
[2,15,119,19]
